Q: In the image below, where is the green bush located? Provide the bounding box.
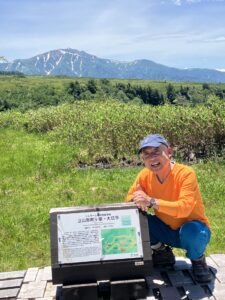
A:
[0,96,224,164]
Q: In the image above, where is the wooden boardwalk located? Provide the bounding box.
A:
[0,254,225,300]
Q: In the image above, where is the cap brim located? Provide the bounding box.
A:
[138,142,168,154]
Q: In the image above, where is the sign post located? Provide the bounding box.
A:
[50,203,152,299]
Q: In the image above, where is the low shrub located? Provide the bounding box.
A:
[0,96,224,164]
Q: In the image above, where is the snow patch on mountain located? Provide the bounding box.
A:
[0,56,8,64]
[1,48,225,83]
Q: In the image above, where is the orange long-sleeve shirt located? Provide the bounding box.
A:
[126,163,210,230]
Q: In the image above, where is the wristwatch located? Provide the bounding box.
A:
[148,198,157,209]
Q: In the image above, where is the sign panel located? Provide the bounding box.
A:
[57,208,143,264]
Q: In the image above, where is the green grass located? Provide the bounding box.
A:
[0,128,225,271]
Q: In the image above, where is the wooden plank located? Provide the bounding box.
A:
[62,282,98,300]
[18,298,53,300]
[0,254,225,299]
[34,298,53,300]
[0,270,25,281]
[42,266,52,282]
[111,279,148,300]
[36,268,45,281]
[215,267,225,283]
[159,286,182,300]
[36,266,52,282]
[0,288,19,298]
[44,282,60,297]
[183,284,209,300]
[206,256,219,270]
[166,270,193,286]
[23,267,39,282]
[0,278,23,289]
[210,254,225,267]
[18,281,47,298]
[213,284,225,300]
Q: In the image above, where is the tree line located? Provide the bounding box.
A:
[67,79,225,106]
[0,71,25,77]
[0,75,225,111]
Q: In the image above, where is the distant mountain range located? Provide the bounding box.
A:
[1,48,225,83]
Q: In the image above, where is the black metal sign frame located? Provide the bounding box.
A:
[50,203,152,285]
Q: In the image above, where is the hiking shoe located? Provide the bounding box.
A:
[191,255,212,283]
[152,245,175,267]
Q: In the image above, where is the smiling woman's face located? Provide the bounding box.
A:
[141,145,172,174]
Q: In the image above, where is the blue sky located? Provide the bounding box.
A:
[1,0,225,69]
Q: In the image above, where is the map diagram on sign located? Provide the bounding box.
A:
[101,227,138,255]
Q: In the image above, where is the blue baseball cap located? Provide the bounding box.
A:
[138,134,169,154]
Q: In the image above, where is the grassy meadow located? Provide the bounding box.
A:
[0,129,138,271]
[0,76,225,272]
[0,120,225,271]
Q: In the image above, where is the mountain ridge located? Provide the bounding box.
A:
[1,48,225,83]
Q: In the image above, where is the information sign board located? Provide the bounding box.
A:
[57,208,143,264]
[50,203,152,285]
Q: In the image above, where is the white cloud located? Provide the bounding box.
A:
[173,0,182,5]
[172,0,225,4]
[204,36,225,43]
[1,0,225,69]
